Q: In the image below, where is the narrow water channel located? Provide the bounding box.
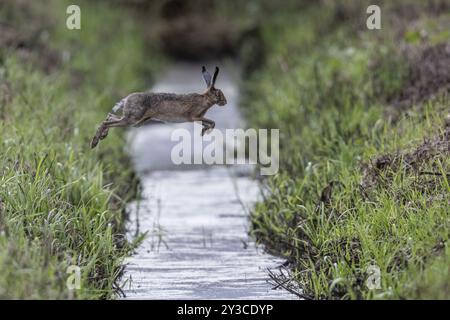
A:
[121,63,295,299]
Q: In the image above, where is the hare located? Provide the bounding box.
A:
[90,66,227,148]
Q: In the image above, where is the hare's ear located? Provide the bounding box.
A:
[202,66,212,88]
[212,66,219,87]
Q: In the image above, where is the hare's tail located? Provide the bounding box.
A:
[112,98,126,113]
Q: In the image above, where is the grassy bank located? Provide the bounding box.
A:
[244,1,450,299]
[0,0,161,298]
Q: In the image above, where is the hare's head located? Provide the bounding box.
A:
[202,66,227,106]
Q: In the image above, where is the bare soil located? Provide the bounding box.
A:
[392,42,450,110]
[361,120,450,190]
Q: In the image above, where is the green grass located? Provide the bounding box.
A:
[0,0,162,298]
[243,1,450,299]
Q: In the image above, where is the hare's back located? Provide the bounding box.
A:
[141,92,180,107]
[145,92,200,113]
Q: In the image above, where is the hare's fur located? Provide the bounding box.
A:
[91,66,227,148]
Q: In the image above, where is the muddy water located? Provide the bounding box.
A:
[121,63,295,299]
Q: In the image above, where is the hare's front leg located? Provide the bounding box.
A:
[192,117,215,136]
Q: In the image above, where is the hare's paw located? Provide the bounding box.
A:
[91,136,99,149]
[99,127,109,140]
[201,126,214,136]
[201,126,212,136]
[91,124,107,148]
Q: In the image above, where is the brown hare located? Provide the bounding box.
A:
[90,66,227,148]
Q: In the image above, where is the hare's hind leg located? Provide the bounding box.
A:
[91,123,108,148]
[99,113,121,138]
[90,115,132,149]
[132,114,157,127]
[103,116,133,128]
